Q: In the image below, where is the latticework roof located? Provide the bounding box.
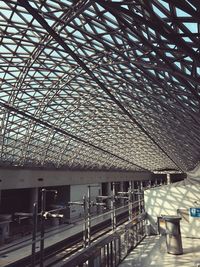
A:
[0,0,200,172]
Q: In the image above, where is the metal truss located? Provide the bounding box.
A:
[0,0,200,172]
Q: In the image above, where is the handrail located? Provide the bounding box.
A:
[61,212,146,267]
[0,201,143,258]
[0,203,135,256]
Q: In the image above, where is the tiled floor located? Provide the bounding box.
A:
[119,235,200,267]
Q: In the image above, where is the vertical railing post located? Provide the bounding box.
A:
[87,185,91,246]
[83,195,87,248]
[128,181,133,221]
[110,241,113,267]
[138,181,143,213]
[40,189,46,267]
[111,182,116,231]
[31,202,38,267]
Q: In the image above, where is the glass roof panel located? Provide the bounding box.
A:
[0,0,200,172]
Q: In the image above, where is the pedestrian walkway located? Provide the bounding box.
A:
[119,235,200,267]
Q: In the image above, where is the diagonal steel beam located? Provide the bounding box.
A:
[0,100,147,171]
[17,0,183,171]
[98,0,200,103]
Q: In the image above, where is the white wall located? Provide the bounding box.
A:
[70,184,101,220]
[144,182,200,238]
[0,168,151,189]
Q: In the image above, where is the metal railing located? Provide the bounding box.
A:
[61,212,146,267]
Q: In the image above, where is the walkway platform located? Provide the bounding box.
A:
[119,235,200,267]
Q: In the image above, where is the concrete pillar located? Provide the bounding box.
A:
[106,182,112,209]
[131,181,137,217]
[111,182,116,230]
[136,181,140,201]
[119,181,124,206]
[29,188,39,229]
[140,181,143,191]
[0,191,11,244]
[131,181,135,202]
[0,217,11,244]
[98,184,102,197]
[167,173,171,185]
[107,182,112,196]
[53,185,70,223]
[30,188,38,213]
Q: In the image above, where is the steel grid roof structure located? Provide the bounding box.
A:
[0,0,200,172]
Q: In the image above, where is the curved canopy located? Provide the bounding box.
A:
[0,0,200,172]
